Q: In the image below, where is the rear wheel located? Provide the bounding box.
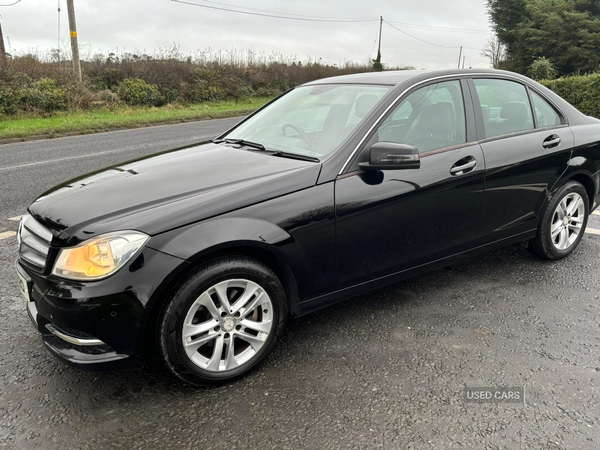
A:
[158,256,287,386]
[530,181,589,260]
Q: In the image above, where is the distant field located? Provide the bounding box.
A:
[0,98,270,141]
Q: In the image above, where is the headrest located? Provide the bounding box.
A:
[481,104,490,119]
[501,101,528,122]
[415,103,454,134]
[355,94,379,119]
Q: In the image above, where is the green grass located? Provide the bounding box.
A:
[0,97,271,140]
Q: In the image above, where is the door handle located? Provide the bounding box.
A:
[543,135,561,149]
[450,158,477,176]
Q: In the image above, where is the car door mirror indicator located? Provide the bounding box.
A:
[359,142,421,171]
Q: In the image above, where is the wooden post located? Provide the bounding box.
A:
[66,0,82,82]
[0,20,7,68]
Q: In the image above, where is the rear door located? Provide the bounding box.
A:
[469,77,574,241]
[335,78,486,288]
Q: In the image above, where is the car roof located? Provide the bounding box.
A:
[302,68,522,87]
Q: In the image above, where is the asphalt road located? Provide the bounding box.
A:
[2,123,600,449]
[0,117,243,221]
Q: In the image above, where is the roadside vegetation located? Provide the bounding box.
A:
[486,0,600,76]
[4,31,600,141]
[0,98,270,140]
[0,48,414,140]
[540,73,600,119]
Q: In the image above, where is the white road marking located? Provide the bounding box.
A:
[585,227,600,236]
[592,210,600,216]
[0,231,17,240]
[0,147,140,172]
[8,216,22,221]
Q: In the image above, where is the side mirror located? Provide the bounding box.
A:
[359,142,420,171]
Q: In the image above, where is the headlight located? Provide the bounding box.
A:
[52,231,149,281]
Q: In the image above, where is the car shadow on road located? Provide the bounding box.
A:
[30,239,583,403]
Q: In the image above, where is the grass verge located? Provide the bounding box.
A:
[0,97,271,141]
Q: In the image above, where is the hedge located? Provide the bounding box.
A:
[541,73,600,118]
[1,55,394,116]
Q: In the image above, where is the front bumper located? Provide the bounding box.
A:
[16,247,187,371]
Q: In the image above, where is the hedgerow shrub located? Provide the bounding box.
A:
[0,50,415,115]
[22,78,67,113]
[0,83,23,115]
[529,57,557,81]
[116,78,164,106]
[541,73,600,118]
[90,68,126,90]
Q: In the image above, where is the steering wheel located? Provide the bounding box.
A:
[281,123,312,149]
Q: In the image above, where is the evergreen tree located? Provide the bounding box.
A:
[487,0,600,76]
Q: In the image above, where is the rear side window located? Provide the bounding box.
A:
[474,79,534,138]
[530,90,562,127]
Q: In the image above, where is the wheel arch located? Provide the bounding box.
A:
[139,239,300,360]
[555,165,598,209]
[565,172,597,208]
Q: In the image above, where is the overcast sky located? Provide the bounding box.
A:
[0,0,494,69]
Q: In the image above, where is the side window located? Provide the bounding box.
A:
[374,80,466,153]
[530,90,562,127]
[474,79,534,138]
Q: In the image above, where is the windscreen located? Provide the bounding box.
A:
[222,84,391,158]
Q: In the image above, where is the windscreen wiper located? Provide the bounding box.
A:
[272,150,320,163]
[212,138,266,151]
[212,138,319,162]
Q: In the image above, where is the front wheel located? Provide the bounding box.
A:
[158,256,287,386]
[530,181,589,260]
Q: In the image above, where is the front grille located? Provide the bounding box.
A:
[18,215,52,270]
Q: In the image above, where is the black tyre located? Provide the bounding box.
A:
[158,256,287,386]
[530,181,589,260]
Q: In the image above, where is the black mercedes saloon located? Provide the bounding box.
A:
[16,69,600,385]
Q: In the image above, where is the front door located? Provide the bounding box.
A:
[335,79,485,288]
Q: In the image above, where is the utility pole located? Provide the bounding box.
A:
[57,0,61,66]
[66,0,82,82]
[457,46,463,69]
[462,56,466,69]
[377,16,383,61]
[0,19,7,68]
[372,16,383,72]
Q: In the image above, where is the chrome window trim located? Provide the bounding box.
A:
[337,72,568,175]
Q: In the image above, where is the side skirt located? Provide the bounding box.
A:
[297,230,536,317]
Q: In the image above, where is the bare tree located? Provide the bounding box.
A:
[481,36,507,69]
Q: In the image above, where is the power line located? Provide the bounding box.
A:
[386,20,490,34]
[0,0,21,6]
[384,20,462,49]
[201,0,375,21]
[384,21,482,51]
[169,1,486,52]
[171,1,491,34]
[169,0,379,23]
[370,27,379,60]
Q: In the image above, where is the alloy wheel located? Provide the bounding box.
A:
[181,279,274,372]
[550,192,585,251]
